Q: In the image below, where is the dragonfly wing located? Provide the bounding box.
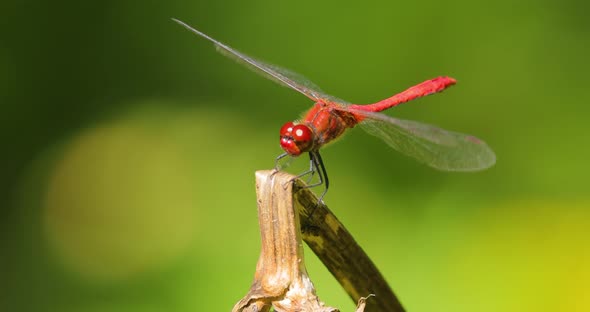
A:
[173,19,338,102]
[348,109,496,171]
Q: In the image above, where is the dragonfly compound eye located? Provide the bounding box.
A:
[279,121,295,137]
[292,124,312,143]
[279,122,313,156]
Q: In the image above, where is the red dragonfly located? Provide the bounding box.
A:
[174,19,496,200]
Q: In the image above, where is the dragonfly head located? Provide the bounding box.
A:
[279,121,314,156]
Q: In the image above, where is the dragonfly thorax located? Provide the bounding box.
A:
[279,121,314,156]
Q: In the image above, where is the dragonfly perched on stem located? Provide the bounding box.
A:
[173,19,496,202]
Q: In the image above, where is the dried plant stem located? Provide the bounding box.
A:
[233,170,404,312]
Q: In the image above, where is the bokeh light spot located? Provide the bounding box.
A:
[44,120,198,282]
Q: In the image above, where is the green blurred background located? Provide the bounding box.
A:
[2,0,589,311]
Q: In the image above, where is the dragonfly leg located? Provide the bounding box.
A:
[297,151,329,205]
[311,151,329,203]
[281,151,329,204]
[293,153,316,182]
[274,152,290,171]
[305,162,316,183]
[304,152,323,188]
[281,153,314,189]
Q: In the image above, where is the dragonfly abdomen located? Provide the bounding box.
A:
[350,76,457,112]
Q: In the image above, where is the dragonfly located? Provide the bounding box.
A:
[173,19,496,201]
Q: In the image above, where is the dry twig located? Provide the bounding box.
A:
[233,170,404,312]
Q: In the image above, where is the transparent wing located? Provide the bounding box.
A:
[173,19,341,103]
[348,109,496,171]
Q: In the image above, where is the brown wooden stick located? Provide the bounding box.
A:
[233,171,338,312]
[292,174,406,312]
[233,170,403,312]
